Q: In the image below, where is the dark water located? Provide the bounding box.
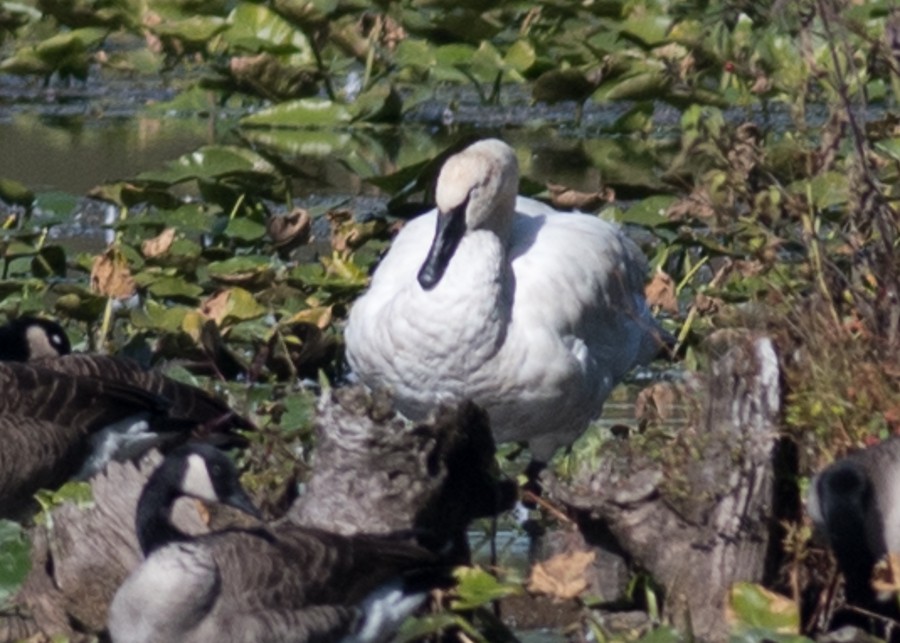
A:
[0,114,210,194]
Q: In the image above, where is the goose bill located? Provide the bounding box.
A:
[417,200,467,290]
[223,486,263,520]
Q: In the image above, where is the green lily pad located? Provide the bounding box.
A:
[149,15,227,48]
[618,196,676,227]
[147,276,204,299]
[223,217,267,242]
[138,145,278,184]
[223,2,313,61]
[0,177,33,207]
[131,301,191,332]
[240,98,353,128]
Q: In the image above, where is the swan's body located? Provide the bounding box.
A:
[345,139,662,460]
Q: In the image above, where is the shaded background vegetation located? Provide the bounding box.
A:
[0,0,899,639]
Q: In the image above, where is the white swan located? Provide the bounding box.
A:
[345,139,664,461]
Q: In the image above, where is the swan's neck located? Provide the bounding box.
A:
[135,480,189,556]
[417,229,511,355]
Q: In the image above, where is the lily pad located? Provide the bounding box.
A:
[138,146,280,187]
[240,98,353,128]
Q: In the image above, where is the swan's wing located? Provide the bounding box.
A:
[509,197,661,372]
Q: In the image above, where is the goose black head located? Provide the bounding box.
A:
[137,444,261,555]
[808,450,893,614]
[0,316,72,361]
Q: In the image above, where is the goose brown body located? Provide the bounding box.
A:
[0,355,253,518]
[109,445,444,643]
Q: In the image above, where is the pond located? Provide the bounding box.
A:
[2,1,897,640]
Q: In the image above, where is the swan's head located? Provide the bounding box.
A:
[418,139,519,290]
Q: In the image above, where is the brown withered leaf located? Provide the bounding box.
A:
[328,209,387,253]
[750,73,772,94]
[200,290,230,326]
[547,182,613,211]
[693,292,722,315]
[228,53,319,100]
[667,188,716,220]
[527,550,596,601]
[635,381,680,426]
[267,208,311,250]
[141,227,176,258]
[90,248,136,299]
[645,269,678,314]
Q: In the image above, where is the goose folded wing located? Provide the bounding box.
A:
[32,354,255,435]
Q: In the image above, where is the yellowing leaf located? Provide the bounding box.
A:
[726,582,799,633]
[200,288,266,326]
[285,306,333,330]
[526,550,595,601]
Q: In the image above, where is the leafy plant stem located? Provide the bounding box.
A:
[362,15,379,93]
[229,193,246,220]
[35,226,48,252]
[310,30,336,101]
[676,255,709,295]
[801,181,840,330]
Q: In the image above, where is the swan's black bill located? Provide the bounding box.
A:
[417,199,468,290]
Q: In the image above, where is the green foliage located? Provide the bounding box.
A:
[728,583,811,643]
[451,565,522,611]
[0,519,30,607]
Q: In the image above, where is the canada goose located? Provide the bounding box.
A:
[345,139,665,462]
[0,316,71,361]
[0,355,253,518]
[108,444,447,643]
[808,437,900,613]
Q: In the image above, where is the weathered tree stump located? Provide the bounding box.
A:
[547,331,782,640]
[286,385,515,556]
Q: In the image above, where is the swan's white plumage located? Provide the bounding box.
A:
[345,139,663,460]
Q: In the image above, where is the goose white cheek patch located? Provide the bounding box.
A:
[26,325,58,359]
[182,454,217,502]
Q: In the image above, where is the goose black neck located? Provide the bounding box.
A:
[135,462,190,556]
[0,323,28,360]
